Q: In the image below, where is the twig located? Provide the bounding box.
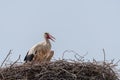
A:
[10,55,21,68]
[93,58,97,64]
[0,72,5,80]
[0,50,12,67]
[62,50,83,59]
[74,52,88,61]
[60,68,77,79]
[114,59,120,66]
[0,50,12,79]
[62,50,69,59]
[103,49,106,65]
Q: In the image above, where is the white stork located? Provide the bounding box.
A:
[24,32,55,63]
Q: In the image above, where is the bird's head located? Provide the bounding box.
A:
[44,32,55,42]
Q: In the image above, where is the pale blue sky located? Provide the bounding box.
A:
[0,0,120,65]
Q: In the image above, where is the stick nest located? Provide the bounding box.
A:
[0,59,119,80]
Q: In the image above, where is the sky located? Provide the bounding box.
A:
[0,0,120,67]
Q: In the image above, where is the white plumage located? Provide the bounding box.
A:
[24,32,55,63]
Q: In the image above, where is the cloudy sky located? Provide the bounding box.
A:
[0,0,120,66]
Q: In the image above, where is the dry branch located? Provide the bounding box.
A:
[10,55,21,68]
[103,48,106,63]
[0,50,12,68]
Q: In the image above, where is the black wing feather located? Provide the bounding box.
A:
[24,51,34,63]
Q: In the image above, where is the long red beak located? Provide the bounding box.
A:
[49,34,56,42]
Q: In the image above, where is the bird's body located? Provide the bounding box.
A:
[24,33,55,63]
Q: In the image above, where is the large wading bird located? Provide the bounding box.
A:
[24,32,55,63]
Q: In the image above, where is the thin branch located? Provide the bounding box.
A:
[62,50,69,59]
[114,59,120,66]
[60,68,77,79]
[0,72,4,80]
[62,50,82,59]
[74,52,88,61]
[103,49,106,64]
[0,50,12,67]
[10,55,21,68]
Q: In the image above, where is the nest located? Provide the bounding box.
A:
[0,50,119,80]
[0,60,119,80]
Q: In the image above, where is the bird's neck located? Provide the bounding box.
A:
[45,38,51,45]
